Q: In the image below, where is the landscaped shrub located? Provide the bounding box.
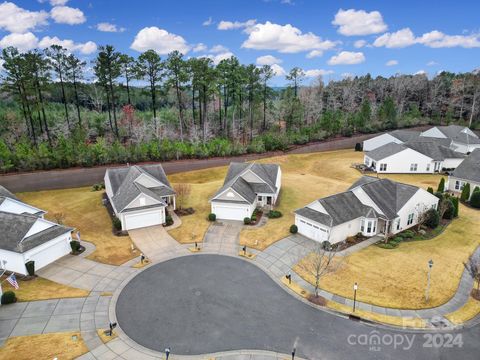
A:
[451,197,459,217]
[165,215,173,226]
[443,199,455,219]
[437,178,445,192]
[391,236,403,244]
[208,213,216,221]
[424,209,440,229]
[354,143,362,151]
[321,241,331,250]
[244,217,251,225]
[401,230,415,239]
[267,210,283,218]
[427,187,434,194]
[470,191,480,208]
[92,183,105,191]
[70,240,81,253]
[434,191,444,200]
[251,214,257,222]
[1,291,16,305]
[112,216,122,231]
[289,224,298,234]
[25,261,35,276]
[461,183,471,202]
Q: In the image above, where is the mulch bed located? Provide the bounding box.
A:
[175,207,195,216]
[307,294,327,306]
[71,245,86,256]
[249,210,264,226]
[102,192,128,236]
[472,289,480,301]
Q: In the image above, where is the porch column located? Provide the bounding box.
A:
[172,195,176,210]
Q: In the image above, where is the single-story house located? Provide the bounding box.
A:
[447,149,480,200]
[104,164,176,231]
[364,140,465,174]
[294,176,439,244]
[421,125,480,154]
[363,125,478,154]
[0,186,73,275]
[210,162,281,221]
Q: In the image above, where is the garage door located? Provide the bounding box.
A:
[125,210,164,230]
[296,218,329,242]
[27,235,71,271]
[213,204,250,221]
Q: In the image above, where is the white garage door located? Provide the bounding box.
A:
[297,218,329,242]
[125,210,164,230]
[27,235,71,271]
[213,204,250,221]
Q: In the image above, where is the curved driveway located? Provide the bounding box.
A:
[116,254,480,360]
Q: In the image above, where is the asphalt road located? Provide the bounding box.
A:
[115,254,480,360]
[0,131,400,192]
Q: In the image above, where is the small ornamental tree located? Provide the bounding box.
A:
[470,191,480,208]
[173,183,191,210]
[460,183,471,202]
[451,197,459,217]
[427,187,434,194]
[437,178,445,193]
[354,143,362,152]
[424,209,440,229]
[290,224,298,234]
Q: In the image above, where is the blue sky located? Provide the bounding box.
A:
[1,0,479,84]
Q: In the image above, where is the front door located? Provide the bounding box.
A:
[267,196,272,205]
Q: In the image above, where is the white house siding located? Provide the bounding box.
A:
[211,201,255,221]
[372,148,434,173]
[104,171,114,199]
[396,189,439,233]
[363,133,403,152]
[0,198,43,216]
[442,158,464,170]
[214,188,247,202]
[421,127,447,138]
[241,170,265,183]
[135,173,163,188]
[447,177,480,200]
[451,142,480,154]
[125,193,162,209]
[0,232,72,275]
[351,187,386,216]
[328,218,363,244]
[274,168,282,201]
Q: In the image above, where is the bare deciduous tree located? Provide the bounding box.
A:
[173,183,191,210]
[52,212,66,225]
[464,254,480,298]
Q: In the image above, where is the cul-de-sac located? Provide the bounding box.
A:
[0,1,479,359]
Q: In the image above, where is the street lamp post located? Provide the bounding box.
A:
[165,347,171,360]
[425,259,434,302]
[353,282,358,312]
[291,347,296,360]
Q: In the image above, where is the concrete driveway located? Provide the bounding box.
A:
[203,220,243,255]
[128,225,187,262]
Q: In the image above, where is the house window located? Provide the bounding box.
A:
[226,192,235,198]
[372,161,377,168]
[396,219,401,230]
[379,164,387,171]
[455,180,464,191]
[257,196,263,202]
[360,220,365,232]
[426,164,430,172]
[139,197,146,206]
[407,213,414,225]
[410,163,418,172]
[367,221,372,233]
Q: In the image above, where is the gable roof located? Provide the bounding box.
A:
[390,129,421,142]
[366,142,408,161]
[107,164,174,212]
[406,141,465,161]
[0,211,72,254]
[350,176,419,219]
[434,125,480,145]
[0,185,19,202]
[451,149,480,183]
[212,162,280,204]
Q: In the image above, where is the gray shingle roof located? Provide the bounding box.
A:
[0,185,19,201]
[390,129,421,142]
[0,211,72,254]
[107,165,174,213]
[451,149,480,183]
[294,207,333,227]
[355,176,419,219]
[366,142,407,161]
[406,141,465,161]
[212,162,280,204]
[435,125,480,145]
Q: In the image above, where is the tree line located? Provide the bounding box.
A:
[0,43,479,173]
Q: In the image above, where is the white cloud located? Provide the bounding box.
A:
[209,44,229,53]
[96,22,125,33]
[38,36,97,54]
[256,55,282,65]
[271,63,286,77]
[373,28,416,48]
[415,70,426,75]
[130,26,190,54]
[332,9,387,36]
[386,59,398,66]
[427,61,438,66]
[242,21,337,53]
[354,39,367,48]
[374,28,480,48]
[202,51,234,65]
[342,72,354,79]
[193,43,207,52]
[306,50,323,58]
[50,6,86,25]
[49,0,69,5]
[0,2,48,33]
[328,51,365,65]
[202,17,213,26]
[304,69,334,77]
[0,32,39,52]
[217,19,256,32]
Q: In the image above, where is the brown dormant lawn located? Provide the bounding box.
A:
[18,187,136,265]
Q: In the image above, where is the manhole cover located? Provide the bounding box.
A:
[195,290,201,296]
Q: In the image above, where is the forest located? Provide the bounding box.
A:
[0,44,479,173]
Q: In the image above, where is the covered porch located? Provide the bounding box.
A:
[162,195,176,210]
